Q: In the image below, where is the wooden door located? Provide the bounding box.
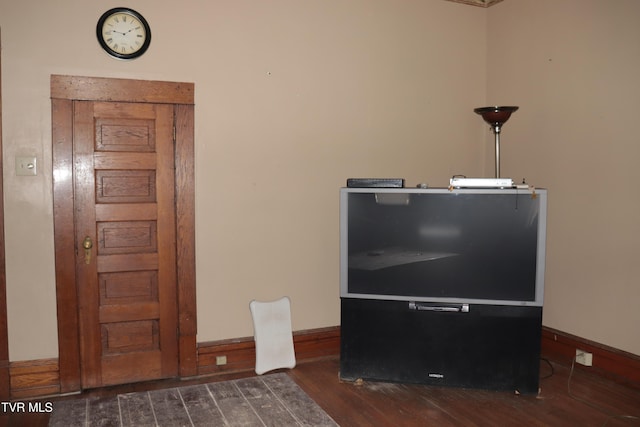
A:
[52,76,197,392]
[75,101,178,387]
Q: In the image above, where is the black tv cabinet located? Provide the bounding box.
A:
[340,298,542,394]
[338,188,547,394]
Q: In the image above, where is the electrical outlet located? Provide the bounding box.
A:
[575,349,593,366]
[216,355,227,366]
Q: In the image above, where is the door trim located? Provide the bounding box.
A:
[51,75,196,392]
[0,28,10,400]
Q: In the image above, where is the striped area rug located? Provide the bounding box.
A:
[49,373,338,426]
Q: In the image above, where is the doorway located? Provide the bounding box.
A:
[51,75,196,391]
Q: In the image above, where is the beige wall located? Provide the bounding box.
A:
[2,0,638,362]
[487,0,640,355]
[1,0,486,360]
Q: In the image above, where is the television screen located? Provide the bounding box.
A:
[340,188,547,306]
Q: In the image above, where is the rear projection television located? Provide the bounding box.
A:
[340,188,547,307]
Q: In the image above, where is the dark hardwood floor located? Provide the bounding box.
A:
[293,358,640,426]
[1,356,639,426]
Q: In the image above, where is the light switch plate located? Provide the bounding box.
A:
[16,156,37,176]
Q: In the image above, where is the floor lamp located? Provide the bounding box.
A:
[474,106,519,178]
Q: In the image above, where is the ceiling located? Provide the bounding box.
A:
[445,0,504,7]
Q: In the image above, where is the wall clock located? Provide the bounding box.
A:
[96,8,151,60]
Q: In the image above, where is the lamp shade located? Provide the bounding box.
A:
[474,106,519,130]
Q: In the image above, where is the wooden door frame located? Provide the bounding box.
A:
[0,28,10,400]
[51,75,197,392]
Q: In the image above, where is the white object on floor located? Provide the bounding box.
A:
[249,296,296,375]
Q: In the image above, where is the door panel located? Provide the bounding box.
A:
[74,100,178,388]
[95,170,157,203]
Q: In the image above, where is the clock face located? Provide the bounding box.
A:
[97,8,151,59]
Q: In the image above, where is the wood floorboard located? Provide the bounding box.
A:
[178,384,227,426]
[207,380,262,426]
[1,356,639,426]
[235,377,299,425]
[147,388,194,427]
[260,372,337,425]
[288,357,640,427]
[118,391,156,427]
[87,396,120,426]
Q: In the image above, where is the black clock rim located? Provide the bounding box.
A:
[96,7,152,60]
